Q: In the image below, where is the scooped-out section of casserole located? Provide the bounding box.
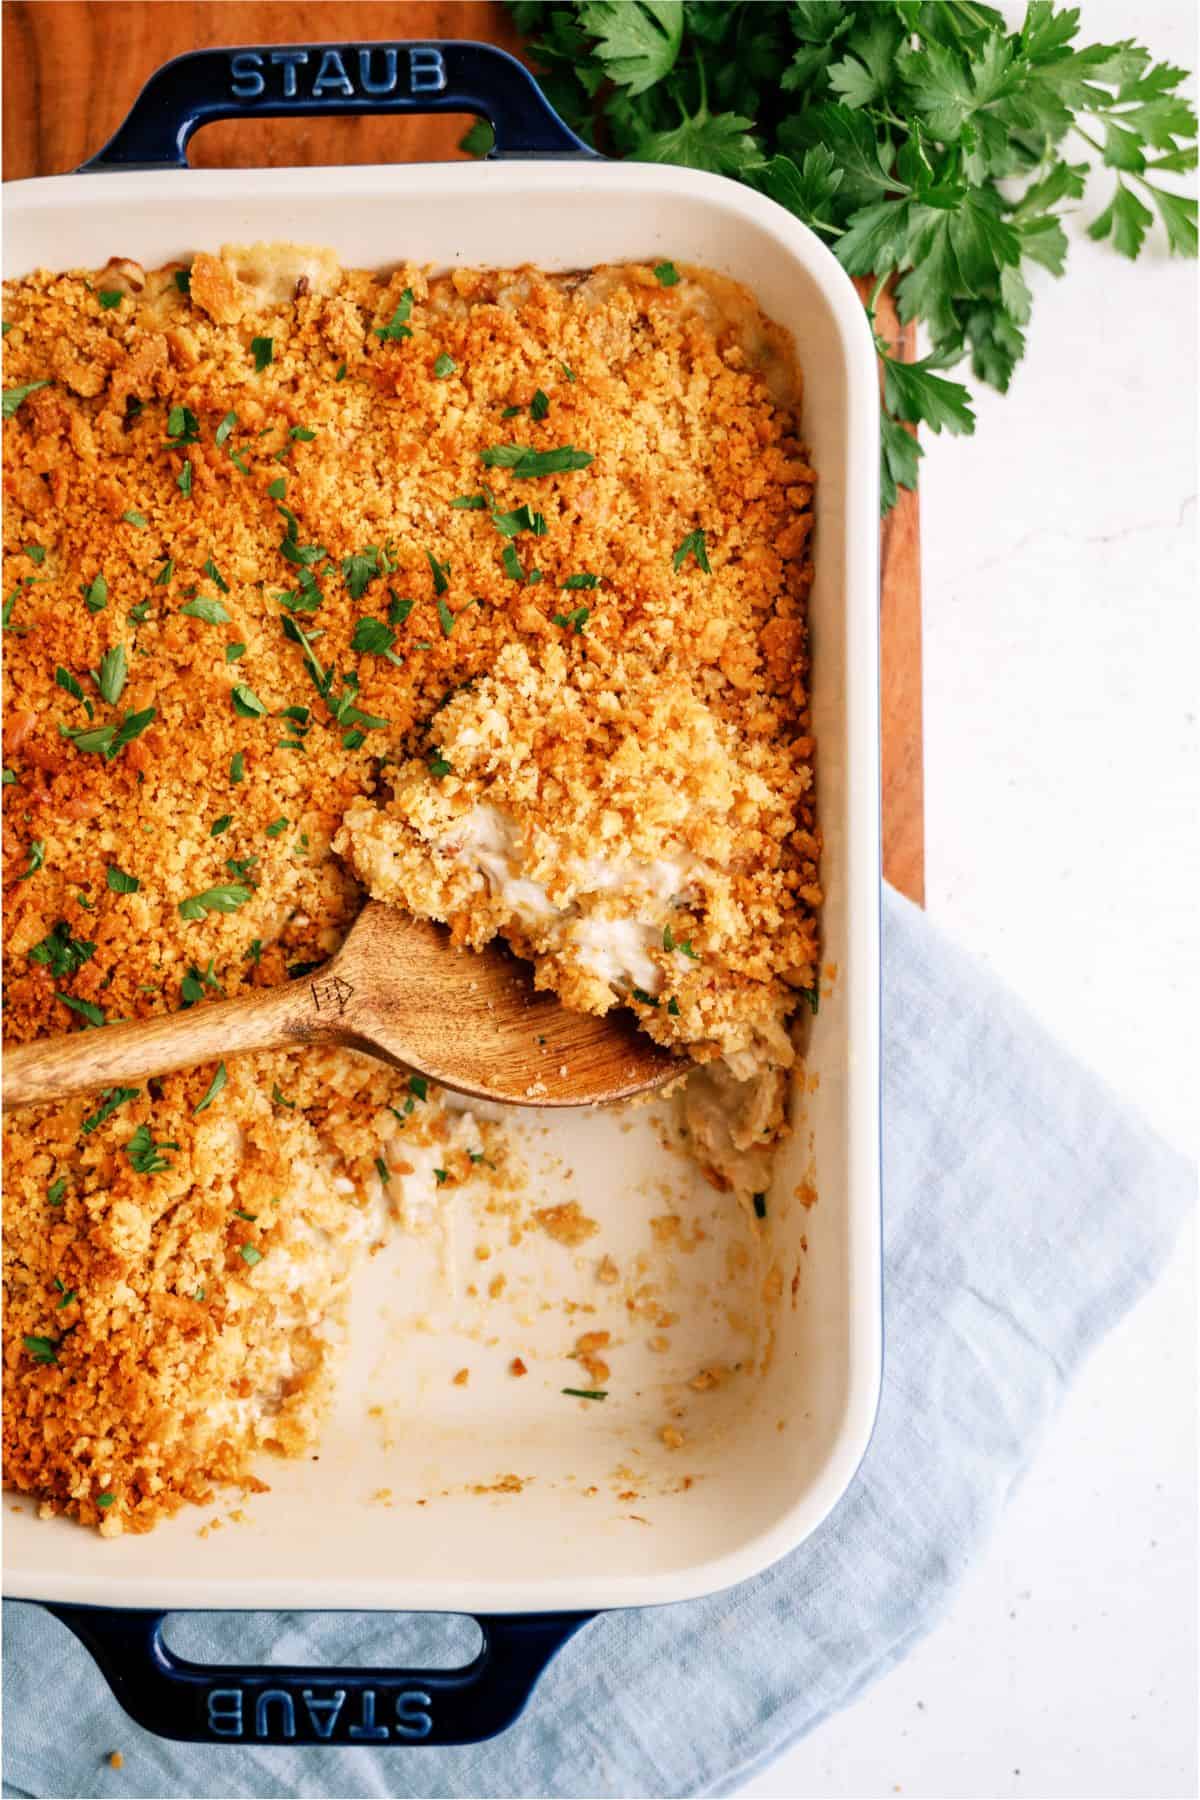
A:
[1,246,818,1533]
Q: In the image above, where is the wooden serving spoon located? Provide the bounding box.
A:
[2,903,679,1113]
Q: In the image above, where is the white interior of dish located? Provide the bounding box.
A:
[2,160,880,1613]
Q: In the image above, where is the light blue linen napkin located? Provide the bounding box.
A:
[4,886,1192,1800]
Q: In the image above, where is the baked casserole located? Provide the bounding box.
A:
[1,246,818,1533]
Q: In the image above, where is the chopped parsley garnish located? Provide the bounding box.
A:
[229,751,245,785]
[375,1156,391,1185]
[128,600,152,623]
[408,1075,428,1101]
[375,288,414,341]
[267,476,286,501]
[174,268,192,295]
[752,1192,768,1219]
[437,599,455,637]
[29,922,95,980]
[165,404,199,445]
[96,1492,116,1508]
[251,336,274,371]
[265,817,288,837]
[426,549,450,595]
[231,683,267,717]
[663,926,698,958]
[479,444,594,478]
[673,529,711,573]
[552,606,590,634]
[245,939,263,964]
[433,353,456,378]
[290,425,316,442]
[18,840,45,881]
[225,642,246,663]
[122,509,148,529]
[81,572,108,614]
[177,459,193,498]
[804,984,820,1016]
[47,1176,67,1207]
[180,959,221,1005]
[23,1334,58,1365]
[210,814,233,836]
[24,545,47,565]
[98,288,123,309]
[194,1062,227,1114]
[155,559,174,586]
[530,388,551,421]
[63,707,156,761]
[502,544,525,583]
[106,864,139,893]
[335,362,347,381]
[2,769,14,786]
[351,617,401,661]
[428,752,452,779]
[54,1276,76,1308]
[178,884,253,921]
[654,261,680,286]
[343,547,383,600]
[434,1168,448,1185]
[215,410,238,447]
[80,1086,140,1135]
[561,361,576,382]
[562,1387,607,1400]
[630,987,659,1007]
[202,556,230,593]
[501,404,522,419]
[97,644,127,707]
[491,504,547,539]
[55,666,88,706]
[561,572,599,589]
[667,996,681,1016]
[55,992,105,1027]
[125,1123,177,1174]
[233,1208,257,1222]
[272,1083,294,1108]
[388,593,415,625]
[3,380,51,419]
[450,494,488,510]
[239,1244,264,1267]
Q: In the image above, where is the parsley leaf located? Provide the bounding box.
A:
[29,922,96,979]
[375,288,414,341]
[673,528,711,573]
[96,643,128,707]
[125,1123,177,1174]
[194,1062,227,1113]
[178,884,253,921]
[653,260,681,285]
[106,864,139,894]
[433,352,457,378]
[251,336,274,371]
[80,1086,140,1134]
[3,380,51,419]
[479,444,594,477]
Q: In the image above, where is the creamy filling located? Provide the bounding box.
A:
[438,803,704,997]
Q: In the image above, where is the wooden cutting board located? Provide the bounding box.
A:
[2,0,924,904]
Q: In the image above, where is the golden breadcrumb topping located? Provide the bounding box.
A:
[2,246,817,1531]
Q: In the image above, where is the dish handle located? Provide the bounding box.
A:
[45,1603,593,1745]
[77,39,599,172]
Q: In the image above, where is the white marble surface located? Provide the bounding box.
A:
[743,2,1197,1794]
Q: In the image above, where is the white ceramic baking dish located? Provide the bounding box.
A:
[2,41,881,1744]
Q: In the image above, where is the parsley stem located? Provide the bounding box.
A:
[866,270,890,325]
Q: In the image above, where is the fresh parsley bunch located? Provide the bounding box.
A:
[504,1,1197,511]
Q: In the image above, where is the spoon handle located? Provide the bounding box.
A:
[3,976,332,1112]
